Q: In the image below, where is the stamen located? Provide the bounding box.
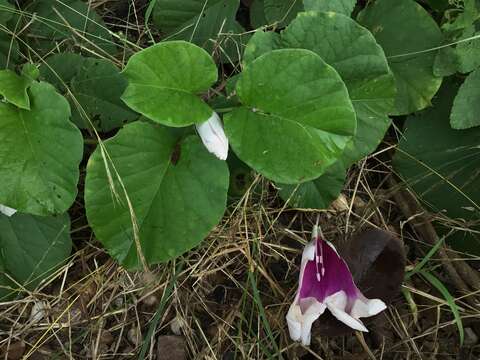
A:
[318,239,326,278]
[315,240,322,282]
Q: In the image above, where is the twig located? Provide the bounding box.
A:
[387,177,477,302]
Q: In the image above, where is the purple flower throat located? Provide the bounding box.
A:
[299,237,358,303]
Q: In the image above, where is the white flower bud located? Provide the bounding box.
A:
[0,204,17,217]
[196,112,229,160]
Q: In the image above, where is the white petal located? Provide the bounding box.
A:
[297,240,316,291]
[0,204,16,217]
[195,112,229,160]
[350,295,386,319]
[286,296,326,346]
[325,291,368,332]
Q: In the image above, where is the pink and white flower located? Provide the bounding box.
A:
[286,225,386,345]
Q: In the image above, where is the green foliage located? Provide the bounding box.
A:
[121,41,217,127]
[27,0,115,54]
[303,0,356,15]
[0,69,32,109]
[250,0,268,28]
[451,68,480,129]
[419,270,464,346]
[0,81,83,215]
[152,0,247,60]
[224,49,356,184]
[278,162,346,209]
[393,81,480,254]
[263,0,303,26]
[2,0,479,292]
[0,0,20,69]
[0,0,15,24]
[0,213,72,299]
[40,53,138,131]
[358,0,443,115]
[278,11,395,167]
[84,121,229,268]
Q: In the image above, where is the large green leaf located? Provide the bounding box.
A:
[263,0,303,27]
[85,121,229,268]
[358,0,443,115]
[224,49,356,184]
[40,53,138,131]
[244,12,395,167]
[303,0,356,16]
[451,68,480,129]
[153,0,246,60]
[121,41,217,127]
[27,0,115,54]
[0,69,32,109]
[281,12,395,166]
[278,162,346,209]
[0,81,83,215]
[0,213,72,298]
[393,80,480,253]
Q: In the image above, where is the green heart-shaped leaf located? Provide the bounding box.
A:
[225,49,356,184]
[85,121,229,268]
[280,11,395,166]
[0,82,83,215]
[121,41,218,127]
[243,10,395,171]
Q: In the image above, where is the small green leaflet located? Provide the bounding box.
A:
[0,69,32,109]
[121,41,217,127]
